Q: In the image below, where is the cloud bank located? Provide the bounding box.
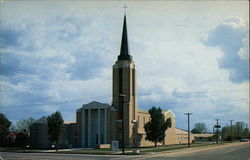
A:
[0,1,249,130]
[204,17,249,83]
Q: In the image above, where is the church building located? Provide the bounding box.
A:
[30,14,177,149]
[74,14,176,148]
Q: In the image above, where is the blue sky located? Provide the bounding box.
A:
[0,1,249,131]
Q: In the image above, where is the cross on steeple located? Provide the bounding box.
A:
[123,5,128,14]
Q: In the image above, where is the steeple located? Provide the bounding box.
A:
[118,14,132,61]
[112,11,137,147]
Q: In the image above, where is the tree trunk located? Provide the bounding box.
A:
[155,141,157,147]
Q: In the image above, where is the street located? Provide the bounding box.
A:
[0,143,249,160]
[145,142,250,160]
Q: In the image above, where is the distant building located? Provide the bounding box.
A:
[175,128,214,144]
[30,117,79,148]
[193,133,214,142]
[30,117,50,148]
[175,128,195,144]
[30,14,180,148]
[5,132,16,145]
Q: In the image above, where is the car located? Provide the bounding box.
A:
[240,138,248,142]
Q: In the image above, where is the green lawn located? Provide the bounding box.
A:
[139,143,220,153]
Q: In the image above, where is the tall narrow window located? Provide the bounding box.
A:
[96,134,98,144]
[132,69,135,96]
[75,130,77,136]
[119,68,123,119]
[137,116,140,128]
[119,68,123,94]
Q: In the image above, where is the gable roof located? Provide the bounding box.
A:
[77,101,111,112]
[175,128,193,135]
[163,110,176,118]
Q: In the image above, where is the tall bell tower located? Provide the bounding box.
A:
[112,14,137,147]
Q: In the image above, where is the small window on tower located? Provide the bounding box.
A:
[132,69,135,96]
[137,116,140,128]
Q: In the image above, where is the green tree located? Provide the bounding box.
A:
[191,122,208,134]
[15,117,36,132]
[243,128,249,138]
[144,107,172,147]
[222,123,249,141]
[47,111,64,151]
[191,128,199,134]
[0,113,11,146]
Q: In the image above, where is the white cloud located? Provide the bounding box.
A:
[237,31,249,59]
[204,16,249,83]
[42,106,59,114]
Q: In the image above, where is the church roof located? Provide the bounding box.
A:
[193,133,214,137]
[163,110,176,118]
[118,14,132,61]
[138,109,148,114]
[77,101,111,111]
[175,128,193,135]
[64,121,75,124]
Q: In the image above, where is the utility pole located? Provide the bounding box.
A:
[236,122,241,141]
[184,113,193,147]
[214,119,220,144]
[229,120,234,142]
[245,124,248,139]
[119,94,126,154]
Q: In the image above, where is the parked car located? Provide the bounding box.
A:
[240,138,248,142]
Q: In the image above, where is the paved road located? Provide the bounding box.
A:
[144,143,250,160]
[0,143,249,160]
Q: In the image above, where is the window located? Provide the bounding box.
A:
[101,134,104,144]
[132,69,135,96]
[119,68,123,94]
[137,116,140,128]
[74,130,77,136]
[143,117,145,125]
[96,134,98,144]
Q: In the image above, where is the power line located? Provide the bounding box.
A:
[229,120,234,143]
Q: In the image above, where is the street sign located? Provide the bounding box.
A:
[214,125,221,128]
[112,141,119,151]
